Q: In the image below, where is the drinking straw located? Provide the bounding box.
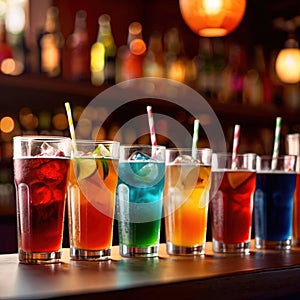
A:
[271,116,282,170]
[147,105,157,157]
[147,106,157,147]
[231,124,240,169]
[192,119,200,158]
[64,101,77,151]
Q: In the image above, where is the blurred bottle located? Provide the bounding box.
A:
[256,45,274,105]
[164,27,186,83]
[65,10,90,81]
[90,14,116,86]
[116,22,146,82]
[0,20,13,73]
[219,43,247,103]
[143,31,165,78]
[37,6,64,77]
[194,38,216,100]
[269,51,283,106]
[1,3,27,76]
[213,38,227,100]
[243,46,264,105]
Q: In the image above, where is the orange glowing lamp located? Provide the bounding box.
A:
[275,39,300,84]
[179,0,247,37]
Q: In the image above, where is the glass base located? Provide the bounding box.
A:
[255,238,291,250]
[18,248,62,264]
[166,242,205,256]
[213,239,250,254]
[120,244,158,257]
[70,246,111,261]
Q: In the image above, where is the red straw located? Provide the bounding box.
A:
[231,124,240,169]
[147,106,157,147]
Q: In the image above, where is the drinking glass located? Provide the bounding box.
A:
[116,145,166,257]
[286,133,300,246]
[13,136,71,264]
[163,148,212,256]
[210,153,257,254]
[68,140,119,260]
[254,155,297,250]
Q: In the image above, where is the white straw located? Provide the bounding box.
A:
[147,106,157,147]
[231,124,240,169]
[192,119,200,158]
[147,106,157,157]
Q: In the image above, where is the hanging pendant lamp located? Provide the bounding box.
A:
[275,38,300,84]
[179,0,247,37]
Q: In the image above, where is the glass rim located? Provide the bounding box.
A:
[212,152,257,157]
[13,135,71,142]
[71,139,120,145]
[166,147,212,152]
[257,154,297,159]
[120,144,166,149]
[286,133,300,139]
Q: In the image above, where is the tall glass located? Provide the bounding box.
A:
[254,155,297,250]
[210,153,257,254]
[286,133,300,246]
[163,148,212,256]
[13,136,71,264]
[68,140,119,260]
[116,145,166,257]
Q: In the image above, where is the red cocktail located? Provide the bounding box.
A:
[14,157,69,252]
[210,170,256,244]
[13,136,71,264]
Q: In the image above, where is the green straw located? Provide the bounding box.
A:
[271,116,282,170]
[192,119,199,158]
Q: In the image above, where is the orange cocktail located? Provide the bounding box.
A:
[68,141,119,260]
[163,148,212,256]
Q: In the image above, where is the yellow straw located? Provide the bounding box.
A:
[64,102,77,152]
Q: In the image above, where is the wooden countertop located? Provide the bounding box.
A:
[1,242,300,299]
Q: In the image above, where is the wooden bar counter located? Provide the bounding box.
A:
[1,242,300,299]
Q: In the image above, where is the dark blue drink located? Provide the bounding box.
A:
[254,172,296,247]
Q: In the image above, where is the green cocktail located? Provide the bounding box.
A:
[116,146,165,257]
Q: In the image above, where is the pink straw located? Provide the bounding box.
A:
[147,106,157,147]
[231,124,240,169]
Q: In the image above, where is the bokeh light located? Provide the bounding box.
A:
[0,116,14,133]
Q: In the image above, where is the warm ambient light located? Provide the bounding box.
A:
[128,22,146,55]
[275,39,300,84]
[0,116,14,133]
[179,0,247,37]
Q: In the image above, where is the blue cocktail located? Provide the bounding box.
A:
[116,146,165,257]
[254,155,297,250]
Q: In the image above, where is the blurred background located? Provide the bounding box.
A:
[0,0,299,253]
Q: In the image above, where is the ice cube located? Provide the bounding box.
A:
[37,160,68,184]
[52,189,65,202]
[30,182,52,205]
[29,157,51,169]
[40,142,65,157]
[134,163,158,182]
[129,151,151,161]
[172,154,200,165]
[73,150,86,157]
